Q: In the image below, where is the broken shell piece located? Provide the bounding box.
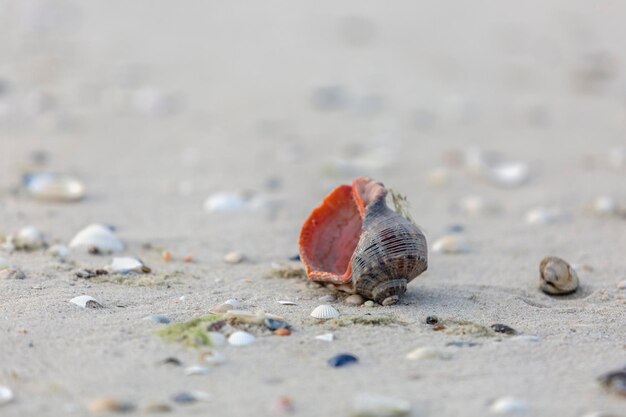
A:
[310,305,340,320]
[432,235,470,254]
[13,226,46,250]
[23,172,85,202]
[539,256,579,295]
[0,386,14,405]
[525,207,561,225]
[315,333,334,342]
[70,295,103,309]
[351,393,411,417]
[406,346,450,361]
[69,224,123,254]
[223,251,245,264]
[299,177,427,305]
[277,300,297,305]
[108,257,150,274]
[184,365,209,376]
[223,310,263,324]
[489,397,530,414]
[345,294,365,305]
[228,331,256,346]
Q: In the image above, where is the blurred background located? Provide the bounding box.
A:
[1,0,625,257]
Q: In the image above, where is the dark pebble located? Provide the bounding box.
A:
[446,341,480,348]
[171,392,196,404]
[289,254,301,261]
[490,323,517,335]
[445,224,465,233]
[597,366,626,397]
[264,318,290,331]
[158,357,182,366]
[328,353,358,368]
[425,316,439,325]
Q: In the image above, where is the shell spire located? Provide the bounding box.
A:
[298,177,427,305]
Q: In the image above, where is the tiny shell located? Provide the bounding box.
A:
[69,224,123,254]
[23,172,85,202]
[228,331,256,346]
[70,295,103,309]
[0,386,14,405]
[489,397,530,414]
[310,305,340,319]
[315,333,334,342]
[351,393,411,417]
[345,294,365,306]
[525,207,561,225]
[539,256,579,295]
[109,257,150,274]
[13,226,46,250]
[405,347,450,361]
[184,365,209,376]
[277,300,297,305]
[224,251,245,264]
[432,235,470,254]
[264,318,290,331]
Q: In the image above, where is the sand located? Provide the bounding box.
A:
[1,1,625,416]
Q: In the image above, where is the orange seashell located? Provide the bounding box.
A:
[299,177,427,305]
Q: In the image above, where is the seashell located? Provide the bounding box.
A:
[47,244,70,258]
[310,305,340,320]
[405,346,450,361]
[539,256,579,295]
[23,172,85,202]
[315,333,334,342]
[328,353,358,368]
[264,318,290,331]
[70,295,103,309]
[597,366,626,397]
[223,310,263,324]
[223,251,245,264]
[525,207,561,225]
[69,224,123,254]
[345,294,365,306]
[12,226,46,250]
[350,393,411,417]
[432,234,470,254]
[0,386,14,405]
[0,268,26,280]
[87,397,134,413]
[277,300,297,305]
[108,257,150,274]
[228,331,256,346]
[201,349,226,365]
[203,192,248,213]
[489,397,530,414]
[363,300,375,307]
[299,177,427,305]
[184,365,209,376]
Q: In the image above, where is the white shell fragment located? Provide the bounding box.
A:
[203,193,247,213]
[525,207,562,225]
[432,235,470,254]
[223,299,242,308]
[277,300,297,306]
[70,295,103,309]
[184,366,209,376]
[24,172,85,202]
[490,397,530,414]
[228,331,256,346]
[108,257,150,274]
[0,386,14,406]
[350,393,411,417]
[310,304,340,319]
[13,226,46,250]
[315,333,334,342]
[539,256,579,295]
[223,251,245,264]
[406,346,450,361]
[69,224,123,254]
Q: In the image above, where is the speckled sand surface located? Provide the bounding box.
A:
[1,1,625,416]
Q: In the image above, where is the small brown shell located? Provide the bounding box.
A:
[539,256,579,295]
[299,177,427,305]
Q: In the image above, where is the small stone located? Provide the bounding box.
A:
[23,172,85,202]
[406,347,450,361]
[183,254,193,263]
[597,366,626,397]
[425,316,439,325]
[315,333,334,342]
[490,324,517,335]
[446,340,480,348]
[265,318,290,331]
[184,365,209,376]
[363,300,375,307]
[87,397,134,413]
[143,402,172,413]
[12,226,46,250]
[143,315,171,324]
[432,323,445,331]
[269,395,294,414]
[350,393,411,417]
[345,294,365,306]
[158,357,182,366]
[224,251,245,264]
[525,207,561,225]
[432,234,470,254]
[0,268,26,280]
[161,251,172,262]
[47,244,70,258]
[489,397,530,414]
[75,269,108,279]
[171,392,196,404]
[274,328,291,336]
[288,254,300,261]
[328,353,358,368]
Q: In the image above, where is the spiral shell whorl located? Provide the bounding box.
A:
[352,199,428,304]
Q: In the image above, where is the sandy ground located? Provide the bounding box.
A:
[1,1,625,416]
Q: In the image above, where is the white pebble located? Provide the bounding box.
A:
[184,366,209,376]
[203,193,247,213]
[69,224,123,254]
[525,207,561,225]
[223,251,245,264]
[351,393,411,417]
[0,386,14,405]
[490,397,530,414]
[315,333,334,342]
[406,346,450,361]
[108,257,149,274]
[432,235,470,254]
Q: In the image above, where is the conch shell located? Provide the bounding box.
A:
[299,177,427,305]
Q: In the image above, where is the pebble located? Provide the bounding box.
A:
[184,365,209,376]
[406,346,450,361]
[70,295,103,309]
[458,195,501,216]
[161,250,172,262]
[75,269,108,279]
[143,402,172,413]
[363,300,375,307]
[143,314,171,324]
[203,192,248,212]
[525,207,561,225]
[446,340,481,348]
[432,234,470,254]
[491,324,517,335]
[597,366,626,397]
[228,331,256,346]
[274,328,291,336]
[87,397,134,413]
[489,397,530,414]
[224,251,245,264]
[345,294,365,305]
[23,172,85,202]
[315,333,334,342]
[328,353,358,368]
[69,224,123,254]
[109,257,150,274]
[590,196,619,216]
[0,268,26,280]
[0,386,14,405]
[171,391,211,404]
[12,226,46,250]
[350,393,411,417]
[425,316,439,325]
[47,244,70,258]
[265,318,290,331]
